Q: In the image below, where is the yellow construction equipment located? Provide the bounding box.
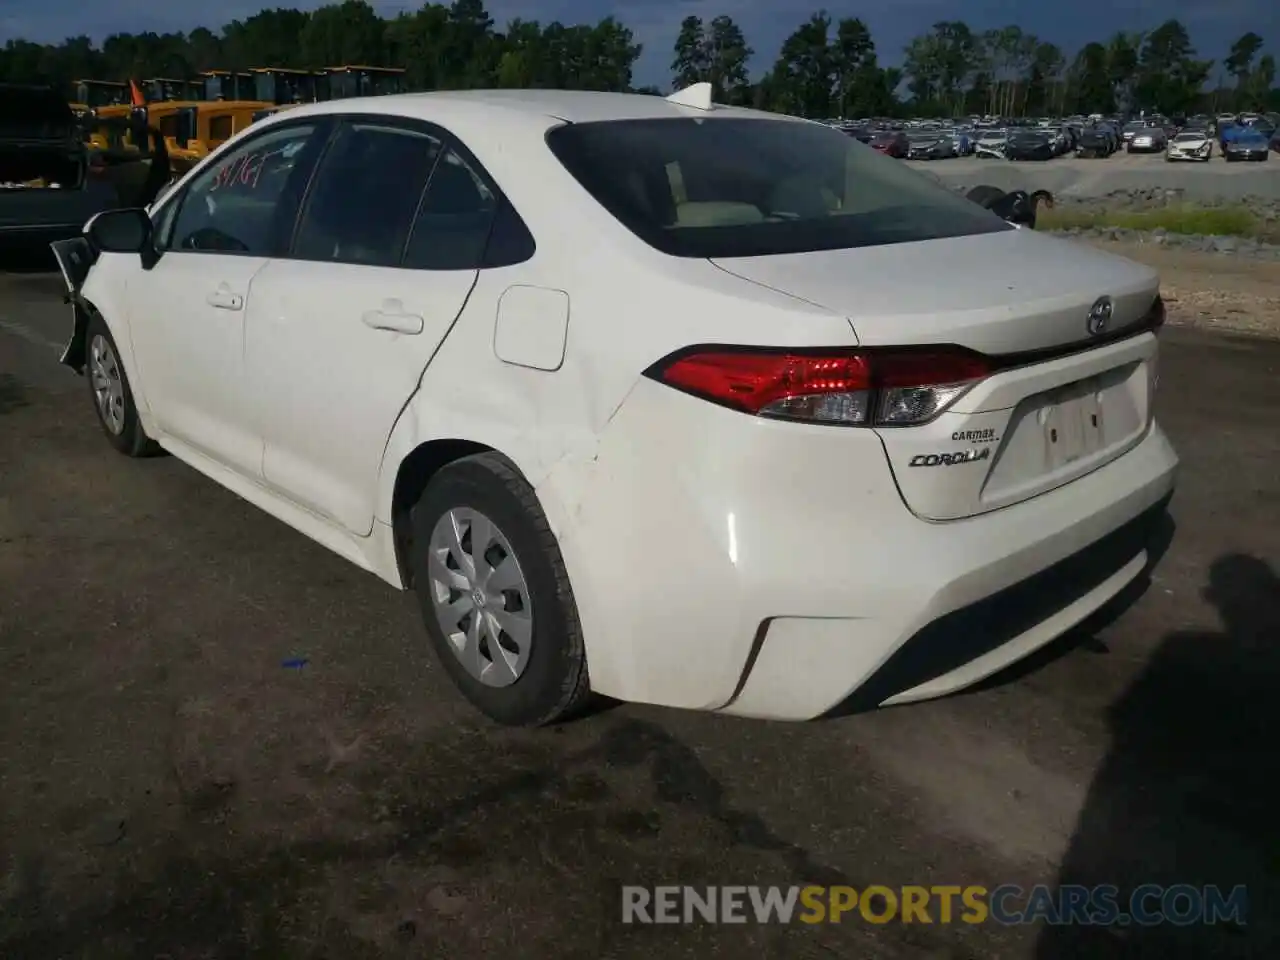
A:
[69,79,129,113]
[249,67,325,105]
[200,70,256,102]
[141,78,204,103]
[324,65,406,99]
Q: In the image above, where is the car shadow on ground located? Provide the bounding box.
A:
[1036,552,1280,958]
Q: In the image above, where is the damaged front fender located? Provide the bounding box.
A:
[49,235,98,373]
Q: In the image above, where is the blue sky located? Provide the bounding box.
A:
[1,0,1273,88]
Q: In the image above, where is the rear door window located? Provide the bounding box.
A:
[402,146,499,270]
[291,121,442,267]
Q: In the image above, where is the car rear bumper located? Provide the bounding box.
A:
[550,377,1178,720]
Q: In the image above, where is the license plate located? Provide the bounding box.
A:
[1043,383,1105,469]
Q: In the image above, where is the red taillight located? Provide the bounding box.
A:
[647,347,990,426]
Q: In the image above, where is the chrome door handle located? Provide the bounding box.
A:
[361,309,424,335]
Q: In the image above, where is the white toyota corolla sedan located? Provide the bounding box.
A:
[53,86,1177,726]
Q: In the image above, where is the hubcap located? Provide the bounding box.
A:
[426,507,533,688]
[88,334,125,435]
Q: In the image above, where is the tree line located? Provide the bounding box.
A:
[1,0,1276,118]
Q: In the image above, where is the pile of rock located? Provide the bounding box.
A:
[948,184,1280,259]
[1050,189,1280,224]
[1050,226,1280,260]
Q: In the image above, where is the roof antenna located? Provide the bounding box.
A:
[665,82,714,111]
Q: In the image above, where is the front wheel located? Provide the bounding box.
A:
[84,313,161,457]
[409,452,592,726]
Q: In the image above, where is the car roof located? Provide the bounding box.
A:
[274,88,783,128]
[207,89,812,266]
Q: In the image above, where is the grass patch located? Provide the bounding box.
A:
[1039,203,1278,242]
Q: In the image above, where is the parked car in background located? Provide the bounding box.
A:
[1121,121,1149,145]
[906,130,957,160]
[1218,123,1243,152]
[1075,125,1115,158]
[1044,126,1072,155]
[943,128,973,155]
[1127,126,1167,153]
[1,82,120,250]
[1224,128,1270,161]
[1006,129,1055,161]
[1165,130,1213,162]
[51,87,1178,725]
[869,130,909,158]
[974,129,1008,159]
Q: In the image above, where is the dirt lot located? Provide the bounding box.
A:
[1,249,1278,959]
[1093,240,1280,337]
[913,151,1280,201]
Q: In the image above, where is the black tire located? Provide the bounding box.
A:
[965,185,1007,209]
[409,452,591,726]
[84,312,161,457]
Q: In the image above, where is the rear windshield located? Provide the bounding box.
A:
[545,117,1011,259]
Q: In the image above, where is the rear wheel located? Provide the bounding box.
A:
[85,313,160,457]
[409,453,591,726]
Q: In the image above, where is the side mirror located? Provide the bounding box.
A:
[84,208,157,267]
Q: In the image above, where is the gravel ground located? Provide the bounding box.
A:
[912,153,1280,201]
[1050,226,1280,261]
[2,243,1279,958]
[1081,239,1280,337]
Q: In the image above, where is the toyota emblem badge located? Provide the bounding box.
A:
[1087,296,1113,336]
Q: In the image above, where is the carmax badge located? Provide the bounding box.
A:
[909,448,991,467]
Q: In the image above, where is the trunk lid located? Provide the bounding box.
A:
[711,230,1162,520]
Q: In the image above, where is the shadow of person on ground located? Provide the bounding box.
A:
[1036,553,1280,958]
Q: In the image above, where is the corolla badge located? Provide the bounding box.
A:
[1087,296,1113,336]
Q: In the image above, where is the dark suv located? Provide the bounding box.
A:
[0,83,119,250]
